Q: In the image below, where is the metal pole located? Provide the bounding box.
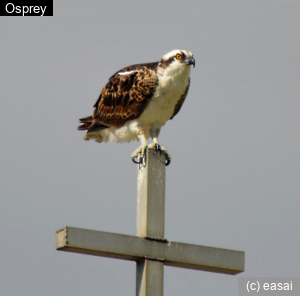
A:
[136,149,166,296]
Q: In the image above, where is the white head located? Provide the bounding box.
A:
[160,49,195,69]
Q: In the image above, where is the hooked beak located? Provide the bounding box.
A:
[185,57,195,68]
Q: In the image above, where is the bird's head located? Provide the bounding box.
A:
[160,50,195,69]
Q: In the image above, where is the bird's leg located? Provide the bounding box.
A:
[148,128,160,148]
[131,125,148,164]
[149,128,171,166]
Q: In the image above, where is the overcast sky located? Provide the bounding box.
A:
[1,1,299,295]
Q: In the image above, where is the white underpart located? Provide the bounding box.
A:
[100,50,192,144]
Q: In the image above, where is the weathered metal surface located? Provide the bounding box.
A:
[56,149,245,296]
[56,227,245,275]
[136,260,164,296]
[136,150,166,295]
[137,149,165,238]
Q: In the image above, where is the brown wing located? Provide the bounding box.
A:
[170,78,190,120]
[79,62,158,132]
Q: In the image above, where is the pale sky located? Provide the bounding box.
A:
[1,1,299,295]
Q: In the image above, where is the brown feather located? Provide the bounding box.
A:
[91,62,158,129]
[170,78,190,120]
[77,62,158,133]
[78,115,109,132]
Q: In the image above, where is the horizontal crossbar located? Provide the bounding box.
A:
[56,227,244,275]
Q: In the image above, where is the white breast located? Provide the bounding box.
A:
[138,62,191,127]
[106,61,191,143]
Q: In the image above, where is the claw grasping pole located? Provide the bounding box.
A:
[132,148,171,166]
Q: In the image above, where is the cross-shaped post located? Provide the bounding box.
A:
[56,149,245,295]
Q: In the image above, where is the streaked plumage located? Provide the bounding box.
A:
[78,49,195,163]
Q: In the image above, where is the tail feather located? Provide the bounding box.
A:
[78,116,109,132]
[79,116,93,123]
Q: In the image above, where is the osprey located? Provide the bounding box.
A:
[78,49,195,165]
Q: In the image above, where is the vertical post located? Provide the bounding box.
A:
[136,149,166,296]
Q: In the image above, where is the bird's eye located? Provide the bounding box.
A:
[176,54,182,60]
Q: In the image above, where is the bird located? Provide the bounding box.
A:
[78,49,195,165]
